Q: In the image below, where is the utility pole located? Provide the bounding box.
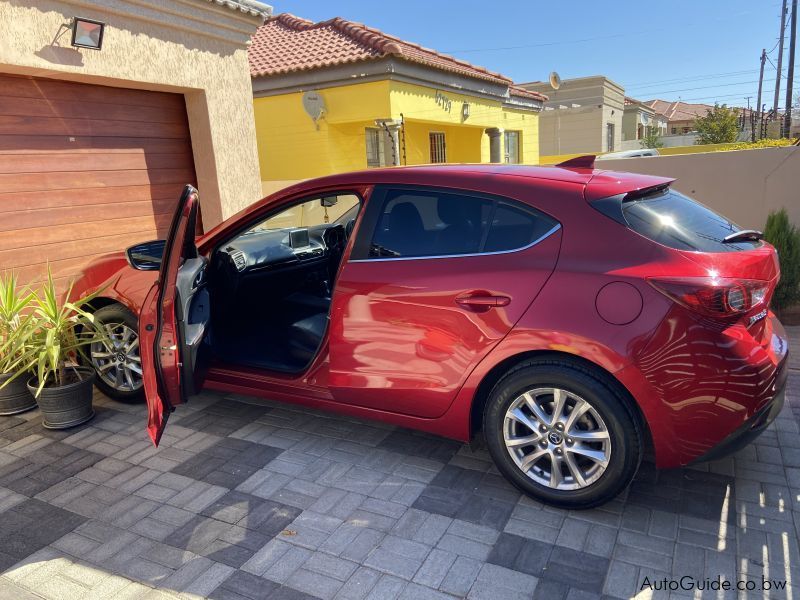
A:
[755,49,766,141]
[784,0,797,137]
[744,97,752,136]
[774,0,788,114]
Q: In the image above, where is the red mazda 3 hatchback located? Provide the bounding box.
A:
[70,161,789,508]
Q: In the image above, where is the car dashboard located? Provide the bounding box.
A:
[218,224,343,273]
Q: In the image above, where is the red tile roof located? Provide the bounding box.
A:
[509,85,545,100]
[644,99,716,122]
[249,14,547,101]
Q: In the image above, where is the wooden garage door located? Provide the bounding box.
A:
[0,74,197,290]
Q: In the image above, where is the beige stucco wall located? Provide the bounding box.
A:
[600,146,800,230]
[525,76,624,155]
[0,0,268,227]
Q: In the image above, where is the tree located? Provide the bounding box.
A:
[764,208,800,312]
[640,125,664,149]
[693,104,739,144]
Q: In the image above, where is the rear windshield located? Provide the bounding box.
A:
[622,188,761,252]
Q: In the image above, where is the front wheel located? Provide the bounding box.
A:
[483,360,642,509]
[89,304,144,403]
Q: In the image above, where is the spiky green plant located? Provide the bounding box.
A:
[0,272,36,382]
[13,269,106,397]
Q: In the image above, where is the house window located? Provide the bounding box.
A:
[671,127,677,134]
[429,132,446,163]
[504,131,521,163]
[606,123,615,152]
[365,127,385,167]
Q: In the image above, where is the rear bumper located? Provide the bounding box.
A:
[690,352,788,464]
[634,309,790,468]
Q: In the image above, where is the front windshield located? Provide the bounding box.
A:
[244,194,360,235]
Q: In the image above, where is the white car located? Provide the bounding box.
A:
[597,148,660,160]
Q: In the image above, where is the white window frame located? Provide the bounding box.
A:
[365,127,386,168]
[504,130,521,163]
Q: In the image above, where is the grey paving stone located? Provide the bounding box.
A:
[211,570,281,599]
[339,527,386,563]
[469,563,539,600]
[334,566,382,600]
[363,544,424,580]
[413,548,457,589]
[542,546,609,592]
[486,532,551,577]
[304,552,359,582]
[377,430,460,463]
[366,573,407,600]
[439,555,482,596]
[263,545,313,584]
[437,532,493,561]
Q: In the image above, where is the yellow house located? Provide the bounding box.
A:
[249,14,545,191]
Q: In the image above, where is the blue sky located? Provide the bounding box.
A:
[279,0,796,109]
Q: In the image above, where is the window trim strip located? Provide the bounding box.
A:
[349,223,561,263]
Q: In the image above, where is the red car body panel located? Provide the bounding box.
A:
[68,164,789,469]
[139,187,200,444]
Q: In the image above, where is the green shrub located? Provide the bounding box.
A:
[764,208,800,311]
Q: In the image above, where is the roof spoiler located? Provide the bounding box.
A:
[557,155,596,169]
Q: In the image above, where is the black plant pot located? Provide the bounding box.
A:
[0,372,37,415]
[27,367,95,429]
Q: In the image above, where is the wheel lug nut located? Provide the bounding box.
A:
[555,448,562,455]
[566,438,573,445]
[555,423,564,431]
[540,440,548,448]
[539,425,547,432]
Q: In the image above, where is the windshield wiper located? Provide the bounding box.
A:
[722,229,763,243]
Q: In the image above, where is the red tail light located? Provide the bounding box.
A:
[647,276,770,318]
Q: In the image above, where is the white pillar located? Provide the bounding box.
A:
[485,127,504,163]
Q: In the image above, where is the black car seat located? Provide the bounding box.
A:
[376,201,428,256]
[436,195,480,254]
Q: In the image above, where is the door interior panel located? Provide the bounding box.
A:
[175,256,211,398]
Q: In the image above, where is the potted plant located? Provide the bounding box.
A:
[0,273,37,415]
[21,270,105,429]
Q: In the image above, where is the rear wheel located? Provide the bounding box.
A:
[483,360,642,508]
[89,304,144,402]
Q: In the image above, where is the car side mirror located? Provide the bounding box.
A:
[126,240,166,271]
[321,196,338,208]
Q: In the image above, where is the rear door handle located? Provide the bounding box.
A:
[455,293,511,311]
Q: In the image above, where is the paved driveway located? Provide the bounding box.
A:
[0,327,798,600]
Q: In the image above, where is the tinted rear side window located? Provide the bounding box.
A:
[485,203,557,252]
[622,188,761,252]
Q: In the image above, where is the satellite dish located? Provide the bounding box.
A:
[302,91,326,122]
[549,71,562,90]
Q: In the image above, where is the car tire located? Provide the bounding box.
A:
[88,304,144,403]
[483,359,642,509]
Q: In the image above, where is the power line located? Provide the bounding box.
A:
[625,69,760,89]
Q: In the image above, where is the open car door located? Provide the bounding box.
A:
[139,185,211,445]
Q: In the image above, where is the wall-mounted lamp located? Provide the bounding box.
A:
[71,17,105,50]
[461,103,471,121]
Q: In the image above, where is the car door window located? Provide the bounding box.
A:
[359,187,557,259]
[368,190,492,258]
